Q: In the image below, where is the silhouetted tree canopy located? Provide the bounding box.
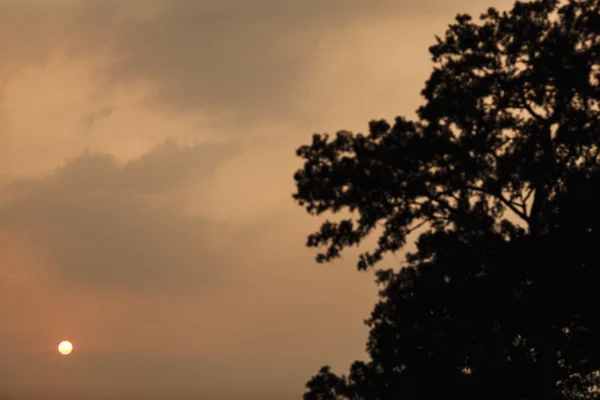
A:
[293,0,600,398]
[302,169,600,400]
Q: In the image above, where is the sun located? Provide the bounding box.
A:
[58,340,73,355]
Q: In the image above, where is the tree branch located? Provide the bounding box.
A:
[405,219,429,236]
[463,185,530,222]
[523,186,535,204]
[519,88,548,122]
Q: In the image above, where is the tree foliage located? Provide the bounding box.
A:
[293,0,600,398]
[302,170,600,400]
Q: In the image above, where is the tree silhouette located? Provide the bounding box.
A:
[302,162,600,400]
[293,0,600,398]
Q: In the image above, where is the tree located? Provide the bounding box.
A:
[302,170,600,400]
[293,0,600,398]
[304,227,533,400]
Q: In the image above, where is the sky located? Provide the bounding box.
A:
[0,0,518,399]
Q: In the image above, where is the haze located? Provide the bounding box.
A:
[0,1,517,399]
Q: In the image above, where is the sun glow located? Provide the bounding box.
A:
[58,340,73,355]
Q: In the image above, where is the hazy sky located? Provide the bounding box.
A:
[0,1,517,399]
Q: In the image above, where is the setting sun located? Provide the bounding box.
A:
[58,341,73,355]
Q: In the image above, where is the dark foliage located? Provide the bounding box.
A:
[293,0,600,398]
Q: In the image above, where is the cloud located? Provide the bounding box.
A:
[0,0,519,139]
[81,107,114,130]
[0,140,239,291]
[100,0,516,127]
[102,0,335,123]
[0,0,506,128]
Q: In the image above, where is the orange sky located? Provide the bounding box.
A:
[0,1,518,399]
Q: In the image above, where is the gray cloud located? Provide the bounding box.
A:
[81,107,113,130]
[95,0,512,125]
[0,141,239,291]
[104,0,331,123]
[0,0,514,129]
[55,140,235,193]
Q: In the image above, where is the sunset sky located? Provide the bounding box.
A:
[0,1,517,399]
